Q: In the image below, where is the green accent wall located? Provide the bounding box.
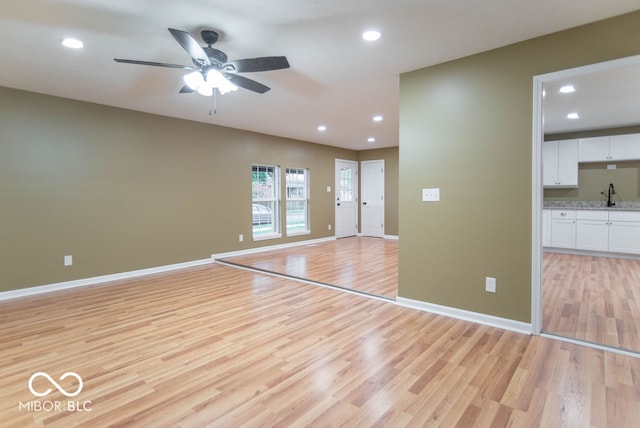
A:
[399,11,640,323]
[0,88,369,292]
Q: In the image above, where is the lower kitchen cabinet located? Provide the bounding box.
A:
[550,210,576,249]
[576,210,609,252]
[608,211,640,254]
[545,208,640,255]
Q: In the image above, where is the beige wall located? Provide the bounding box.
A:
[1,87,363,292]
[544,126,640,202]
[358,147,399,236]
[399,11,640,323]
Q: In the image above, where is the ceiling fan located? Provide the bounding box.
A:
[114,28,290,96]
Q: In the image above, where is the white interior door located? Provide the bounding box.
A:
[335,159,358,238]
[361,160,384,237]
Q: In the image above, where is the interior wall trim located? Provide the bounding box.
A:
[0,258,214,302]
[395,297,532,335]
[211,236,336,259]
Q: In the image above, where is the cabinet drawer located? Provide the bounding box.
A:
[551,209,576,219]
[576,210,608,221]
[609,211,640,222]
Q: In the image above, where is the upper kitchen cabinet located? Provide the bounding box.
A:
[578,133,640,162]
[577,136,610,162]
[543,139,578,187]
[610,134,640,160]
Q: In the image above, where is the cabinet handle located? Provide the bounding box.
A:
[560,212,567,216]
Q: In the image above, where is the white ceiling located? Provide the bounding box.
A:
[1,1,639,150]
[543,60,640,135]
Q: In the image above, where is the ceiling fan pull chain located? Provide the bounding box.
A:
[209,90,217,115]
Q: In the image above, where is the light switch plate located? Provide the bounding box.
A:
[422,188,440,202]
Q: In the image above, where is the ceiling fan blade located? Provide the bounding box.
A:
[223,73,271,93]
[114,59,197,70]
[179,85,195,94]
[225,56,290,73]
[168,28,211,67]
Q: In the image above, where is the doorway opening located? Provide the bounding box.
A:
[532,55,640,357]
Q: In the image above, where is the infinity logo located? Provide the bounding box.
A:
[28,372,83,397]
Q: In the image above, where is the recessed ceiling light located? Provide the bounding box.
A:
[362,30,381,41]
[559,85,575,94]
[317,125,327,132]
[368,137,376,143]
[372,115,383,122]
[61,38,84,49]
[567,112,580,120]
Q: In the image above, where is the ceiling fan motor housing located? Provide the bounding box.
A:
[203,47,228,67]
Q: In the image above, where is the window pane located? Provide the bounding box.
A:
[252,165,280,238]
[285,167,309,234]
[340,168,353,202]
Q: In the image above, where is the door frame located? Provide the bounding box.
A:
[531,54,640,336]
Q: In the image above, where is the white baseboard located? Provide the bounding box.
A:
[395,297,532,335]
[212,236,336,259]
[384,234,399,240]
[0,258,214,302]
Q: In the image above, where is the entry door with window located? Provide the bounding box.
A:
[335,159,358,238]
[361,160,385,237]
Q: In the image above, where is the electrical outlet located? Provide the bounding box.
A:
[239,234,243,242]
[485,277,496,293]
[328,224,332,231]
[64,255,73,267]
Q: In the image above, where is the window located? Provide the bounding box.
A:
[252,165,281,240]
[340,167,354,202]
[285,168,310,235]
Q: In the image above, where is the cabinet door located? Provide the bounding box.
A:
[578,136,609,162]
[610,134,640,161]
[542,142,558,186]
[542,210,551,247]
[551,218,576,249]
[576,220,609,251]
[556,139,578,186]
[609,221,640,254]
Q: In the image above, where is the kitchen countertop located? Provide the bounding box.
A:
[543,201,640,211]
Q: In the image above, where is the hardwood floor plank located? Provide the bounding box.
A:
[1,262,640,426]
[219,236,398,299]
[543,252,640,353]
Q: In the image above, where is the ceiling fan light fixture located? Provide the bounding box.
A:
[184,71,205,90]
[206,69,238,94]
[197,83,214,96]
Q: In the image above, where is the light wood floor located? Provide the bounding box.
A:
[219,236,398,299]
[2,263,640,427]
[543,252,640,353]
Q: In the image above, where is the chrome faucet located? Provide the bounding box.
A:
[601,183,616,207]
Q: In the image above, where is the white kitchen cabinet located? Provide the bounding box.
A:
[578,133,640,162]
[550,209,576,249]
[542,209,551,247]
[543,140,578,187]
[608,211,640,254]
[576,210,609,252]
[609,134,640,161]
[578,136,610,162]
